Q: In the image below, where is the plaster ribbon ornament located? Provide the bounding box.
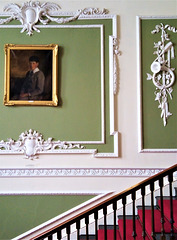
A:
[0,1,108,36]
[0,129,85,160]
[147,23,177,126]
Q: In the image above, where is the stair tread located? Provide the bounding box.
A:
[98,228,121,240]
[138,207,177,236]
[157,199,177,229]
[118,217,150,239]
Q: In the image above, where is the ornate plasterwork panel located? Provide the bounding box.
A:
[0,1,119,158]
[137,16,177,153]
[147,23,176,126]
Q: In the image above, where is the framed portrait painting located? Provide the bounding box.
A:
[4,44,58,106]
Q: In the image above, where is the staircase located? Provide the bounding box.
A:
[15,164,177,240]
[79,195,177,240]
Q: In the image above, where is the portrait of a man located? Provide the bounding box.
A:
[19,55,45,100]
[4,44,58,106]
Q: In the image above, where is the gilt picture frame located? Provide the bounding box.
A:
[4,44,58,106]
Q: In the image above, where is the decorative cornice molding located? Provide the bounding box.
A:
[0,167,164,178]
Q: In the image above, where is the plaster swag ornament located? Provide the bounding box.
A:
[0,129,85,160]
[0,1,109,36]
[147,23,176,126]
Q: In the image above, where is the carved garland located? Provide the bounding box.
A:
[147,23,176,126]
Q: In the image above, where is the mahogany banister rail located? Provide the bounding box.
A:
[34,164,177,240]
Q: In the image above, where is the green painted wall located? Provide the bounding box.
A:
[141,19,177,149]
[0,18,115,154]
[0,194,95,239]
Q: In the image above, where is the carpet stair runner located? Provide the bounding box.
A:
[79,197,177,240]
[118,215,150,240]
[97,225,121,240]
[157,198,177,229]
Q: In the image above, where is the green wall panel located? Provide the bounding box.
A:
[140,18,177,149]
[0,18,116,154]
[0,194,95,239]
[0,27,101,141]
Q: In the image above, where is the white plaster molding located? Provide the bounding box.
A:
[0,10,107,145]
[113,37,120,95]
[0,25,119,158]
[0,3,119,158]
[0,25,107,157]
[0,24,105,147]
[0,129,118,159]
[137,16,143,153]
[0,1,109,36]
[0,129,119,159]
[38,24,106,146]
[140,148,177,153]
[0,191,105,195]
[0,167,164,178]
[109,36,120,96]
[147,23,176,126]
[0,129,85,160]
[109,37,120,138]
[137,16,177,153]
[94,131,118,157]
[81,8,109,16]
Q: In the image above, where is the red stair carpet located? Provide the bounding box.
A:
[80,198,177,239]
[158,199,177,229]
[98,225,121,240]
[118,215,150,240]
